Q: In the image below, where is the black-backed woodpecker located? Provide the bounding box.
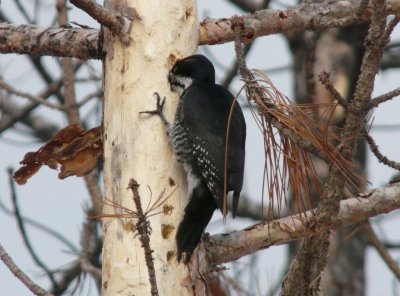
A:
[143,54,246,263]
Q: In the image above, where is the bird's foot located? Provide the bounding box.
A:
[139,92,170,127]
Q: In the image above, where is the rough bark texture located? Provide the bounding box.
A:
[101,1,199,295]
[204,182,400,265]
[2,0,400,59]
[0,23,101,59]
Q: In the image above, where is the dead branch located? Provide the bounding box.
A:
[370,87,400,108]
[2,0,400,59]
[0,80,67,110]
[200,0,400,45]
[205,181,400,265]
[318,71,348,108]
[0,23,101,59]
[0,198,77,252]
[128,179,159,296]
[364,131,400,170]
[70,0,139,45]
[79,209,102,281]
[7,168,58,288]
[362,221,400,280]
[0,243,53,296]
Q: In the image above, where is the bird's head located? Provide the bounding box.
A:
[168,54,215,96]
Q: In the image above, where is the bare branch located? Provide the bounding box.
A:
[7,168,58,288]
[0,23,101,59]
[0,80,67,110]
[0,198,77,252]
[0,99,58,141]
[362,221,400,280]
[70,0,139,45]
[57,0,80,123]
[0,79,63,135]
[2,0,400,59]
[128,179,159,296]
[200,0,399,46]
[206,182,400,265]
[364,131,400,170]
[0,243,53,296]
[318,71,348,108]
[79,210,102,281]
[370,87,400,108]
[84,172,104,217]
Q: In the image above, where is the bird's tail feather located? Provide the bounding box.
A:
[176,182,217,263]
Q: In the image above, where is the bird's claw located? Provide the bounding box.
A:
[154,92,166,114]
[139,92,170,129]
[139,92,166,116]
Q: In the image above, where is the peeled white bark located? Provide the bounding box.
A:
[102,1,198,295]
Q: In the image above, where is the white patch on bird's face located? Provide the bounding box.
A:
[169,73,193,96]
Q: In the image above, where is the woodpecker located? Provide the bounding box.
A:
[141,54,246,263]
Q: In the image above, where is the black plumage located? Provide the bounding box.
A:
[143,54,246,263]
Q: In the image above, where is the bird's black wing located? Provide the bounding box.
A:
[180,83,246,213]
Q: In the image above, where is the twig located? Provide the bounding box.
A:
[79,209,102,281]
[318,71,348,108]
[70,0,139,45]
[128,179,159,296]
[0,98,59,142]
[50,262,81,295]
[76,90,102,108]
[0,80,67,110]
[0,198,77,252]
[221,43,253,88]
[14,0,34,24]
[83,172,104,217]
[364,131,400,170]
[57,0,79,124]
[0,243,53,296]
[362,221,400,280]
[381,16,399,49]
[7,168,58,288]
[0,79,63,135]
[370,87,400,109]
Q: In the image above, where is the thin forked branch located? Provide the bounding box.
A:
[128,179,159,296]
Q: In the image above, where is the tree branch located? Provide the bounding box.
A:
[200,0,399,46]
[7,168,58,288]
[0,243,53,296]
[70,0,139,45]
[0,23,101,59]
[362,221,400,280]
[0,80,67,110]
[128,179,159,296]
[205,182,400,265]
[2,0,400,59]
[364,131,400,170]
[370,87,400,108]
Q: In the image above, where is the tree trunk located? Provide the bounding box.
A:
[101,1,199,295]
